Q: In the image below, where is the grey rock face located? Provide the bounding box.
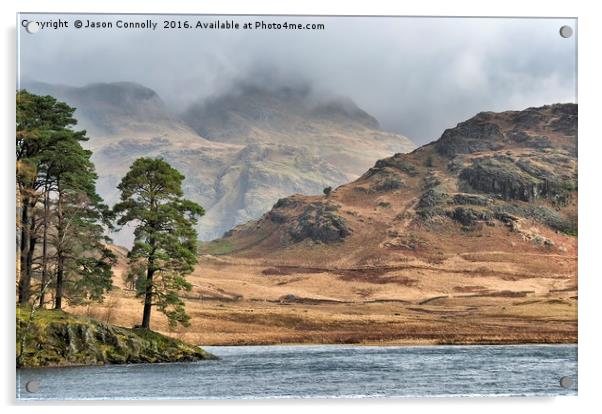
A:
[288,203,351,243]
[460,157,548,202]
[437,121,505,157]
[511,109,547,129]
[452,193,491,206]
[447,207,492,227]
[550,113,577,136]
[373,155,418,176]
[416,188,449,219]
[506,130,552,149]
[367,170,406,192]
[459,155,574,205]
[493,204,576,234]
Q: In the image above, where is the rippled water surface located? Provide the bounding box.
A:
[17,344,577,400]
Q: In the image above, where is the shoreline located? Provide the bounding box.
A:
[17,342,577,371]
[198,339,578,347]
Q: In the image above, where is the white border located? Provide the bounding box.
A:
[2,0,601,412]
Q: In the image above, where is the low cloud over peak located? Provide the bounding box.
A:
[19,15,576,144]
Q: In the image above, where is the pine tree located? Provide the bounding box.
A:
[43,133,116,309]
[16,90,80,304]
[114,158,205,330]
[16,90,115,308]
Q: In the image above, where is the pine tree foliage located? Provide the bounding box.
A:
[114,158,205,329]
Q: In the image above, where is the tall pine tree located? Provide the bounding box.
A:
[114,158,204,330]
[16,91,79,304]
[43,134,116,309]
[16,90,115,308]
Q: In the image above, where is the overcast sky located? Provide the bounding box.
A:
[18,14,576,144]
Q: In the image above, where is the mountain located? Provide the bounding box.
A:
[209,103,577,266]
[183,82,415,178]
[22,81,416,243]
[21,81,198,145]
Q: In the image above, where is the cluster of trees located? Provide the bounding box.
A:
[16,91,204,330]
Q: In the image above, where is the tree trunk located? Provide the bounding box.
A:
[18,197,31,304]
[54,190,64,310]
[39,188,50,308]
[55,258,64,310]
[25,216,37,287]
[16,183,22,287]
[141,235,157,329]
[141,262,154,329]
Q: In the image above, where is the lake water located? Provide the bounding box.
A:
[16,344,577,400]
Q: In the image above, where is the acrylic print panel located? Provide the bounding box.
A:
[16,13,577,400]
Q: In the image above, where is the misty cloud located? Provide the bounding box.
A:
[18,14,576,144]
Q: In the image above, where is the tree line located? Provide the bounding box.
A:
[16,91,204,330]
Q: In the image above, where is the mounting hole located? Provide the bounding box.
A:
[25,21,40,34]
[559,25,573,38]
[25,381,39,393]
[559,376,573,388]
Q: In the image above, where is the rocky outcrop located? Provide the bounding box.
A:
[447,206,492,227]
[550,104,578,136]
[493,204,576,234]
[16,308,216,368]
[416,188,449,219]
[436,104,577,159]
[373,155,418,176]
[460,157,557,202]
[506,130,552,149]
[436,119,505,157]
[365,170,406,193]
[452,193,491,206]
[289,203,351,243]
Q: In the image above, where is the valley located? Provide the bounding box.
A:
[69,247,576,345]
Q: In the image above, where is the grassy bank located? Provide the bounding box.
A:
[16,307,216,368]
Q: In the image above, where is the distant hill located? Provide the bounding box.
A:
[183,82,414,178]
[212,103,578,266]
[22,81,416,244]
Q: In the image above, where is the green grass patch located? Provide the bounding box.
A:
[201,239,235,255]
